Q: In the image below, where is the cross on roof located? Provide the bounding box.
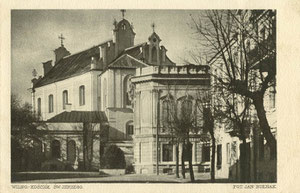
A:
[151,23,156,32]
[58,33,65,46]
[120,9,126,19]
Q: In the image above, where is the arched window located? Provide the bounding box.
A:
[67,140,76,163]
[182,99,193,115]
[177,96,193,121]
[51,140,61,158]
[122,23,126,30]
[194,100,204,128]
[103,78,107,109]
[37,98,41,117]
[126,121,134,138]
[123,75,132,107]
[48,94,54,113]
[152,46,157,63]
[79,85,85,106]
[62,90,68,109]
[162,100,174,127]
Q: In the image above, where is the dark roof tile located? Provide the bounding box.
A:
[34,41,111,88]
[47,111,108,123]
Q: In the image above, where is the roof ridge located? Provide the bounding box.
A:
[124,42,147,52]
[126,54,148,67]
[62,39,112,60]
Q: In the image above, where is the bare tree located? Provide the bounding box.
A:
[161,85,213,182]
[194,90,216,182]
[190,10,276,160]
[73,122,105,171]
[213,88,253,182]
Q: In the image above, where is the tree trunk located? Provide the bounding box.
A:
[83,126,89,171]
[210,136,216,183]
[252,126,258,183]
[253,94,276,160]
[181,142,186,179]
[187,141,195,182]
[240,137,247,183]
[176,144,179,178]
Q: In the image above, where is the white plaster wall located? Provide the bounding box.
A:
[99,68,135,141]
[106,109,133,140]
[100,68,136,110]
[133,80,211,166]
[34,71,101,120]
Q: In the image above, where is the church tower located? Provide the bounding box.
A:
[148,31,161,65]
[54,34,70,64]
[113,10,136,57]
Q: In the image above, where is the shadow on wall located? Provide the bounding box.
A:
[228,144,277,183]
[108,126,133,141]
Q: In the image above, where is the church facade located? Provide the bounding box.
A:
[30,14,234,176]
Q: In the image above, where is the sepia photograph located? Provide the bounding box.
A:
[10,9,276,184]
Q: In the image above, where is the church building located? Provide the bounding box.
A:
[30,11,233,176]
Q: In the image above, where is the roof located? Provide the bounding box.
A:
[47,111,108,123]
[120,42,175,66]
[34,40,111,88]
[114,19,135,35]
[108,54,148,69]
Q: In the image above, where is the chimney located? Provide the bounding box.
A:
[42,60,53,75]
[91,57,97,70]
[99,45,107,69]
[65,104,72,112]
[54,46,70,64]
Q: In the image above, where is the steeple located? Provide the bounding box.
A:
[112,10,136,56]
[54,33,70,64]
[148,23,161,65]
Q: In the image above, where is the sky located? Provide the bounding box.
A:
[11,10,205,104]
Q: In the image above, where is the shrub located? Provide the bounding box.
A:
[101,145,126,169]
[125,164,135,174]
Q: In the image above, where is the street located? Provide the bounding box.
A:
[12,172,229,183]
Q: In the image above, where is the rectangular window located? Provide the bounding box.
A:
[202,144,210,162]
[269,86,276,109]
[162,144,173,162]
[217,144,222,169]
[195,143,202,163]
[48,95,54,113]
[37,98,41,117]
[126,125,134,135]
[226,143,231,164]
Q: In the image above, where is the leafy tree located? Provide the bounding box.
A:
[100,145,126,169]
[11,94,46,171]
